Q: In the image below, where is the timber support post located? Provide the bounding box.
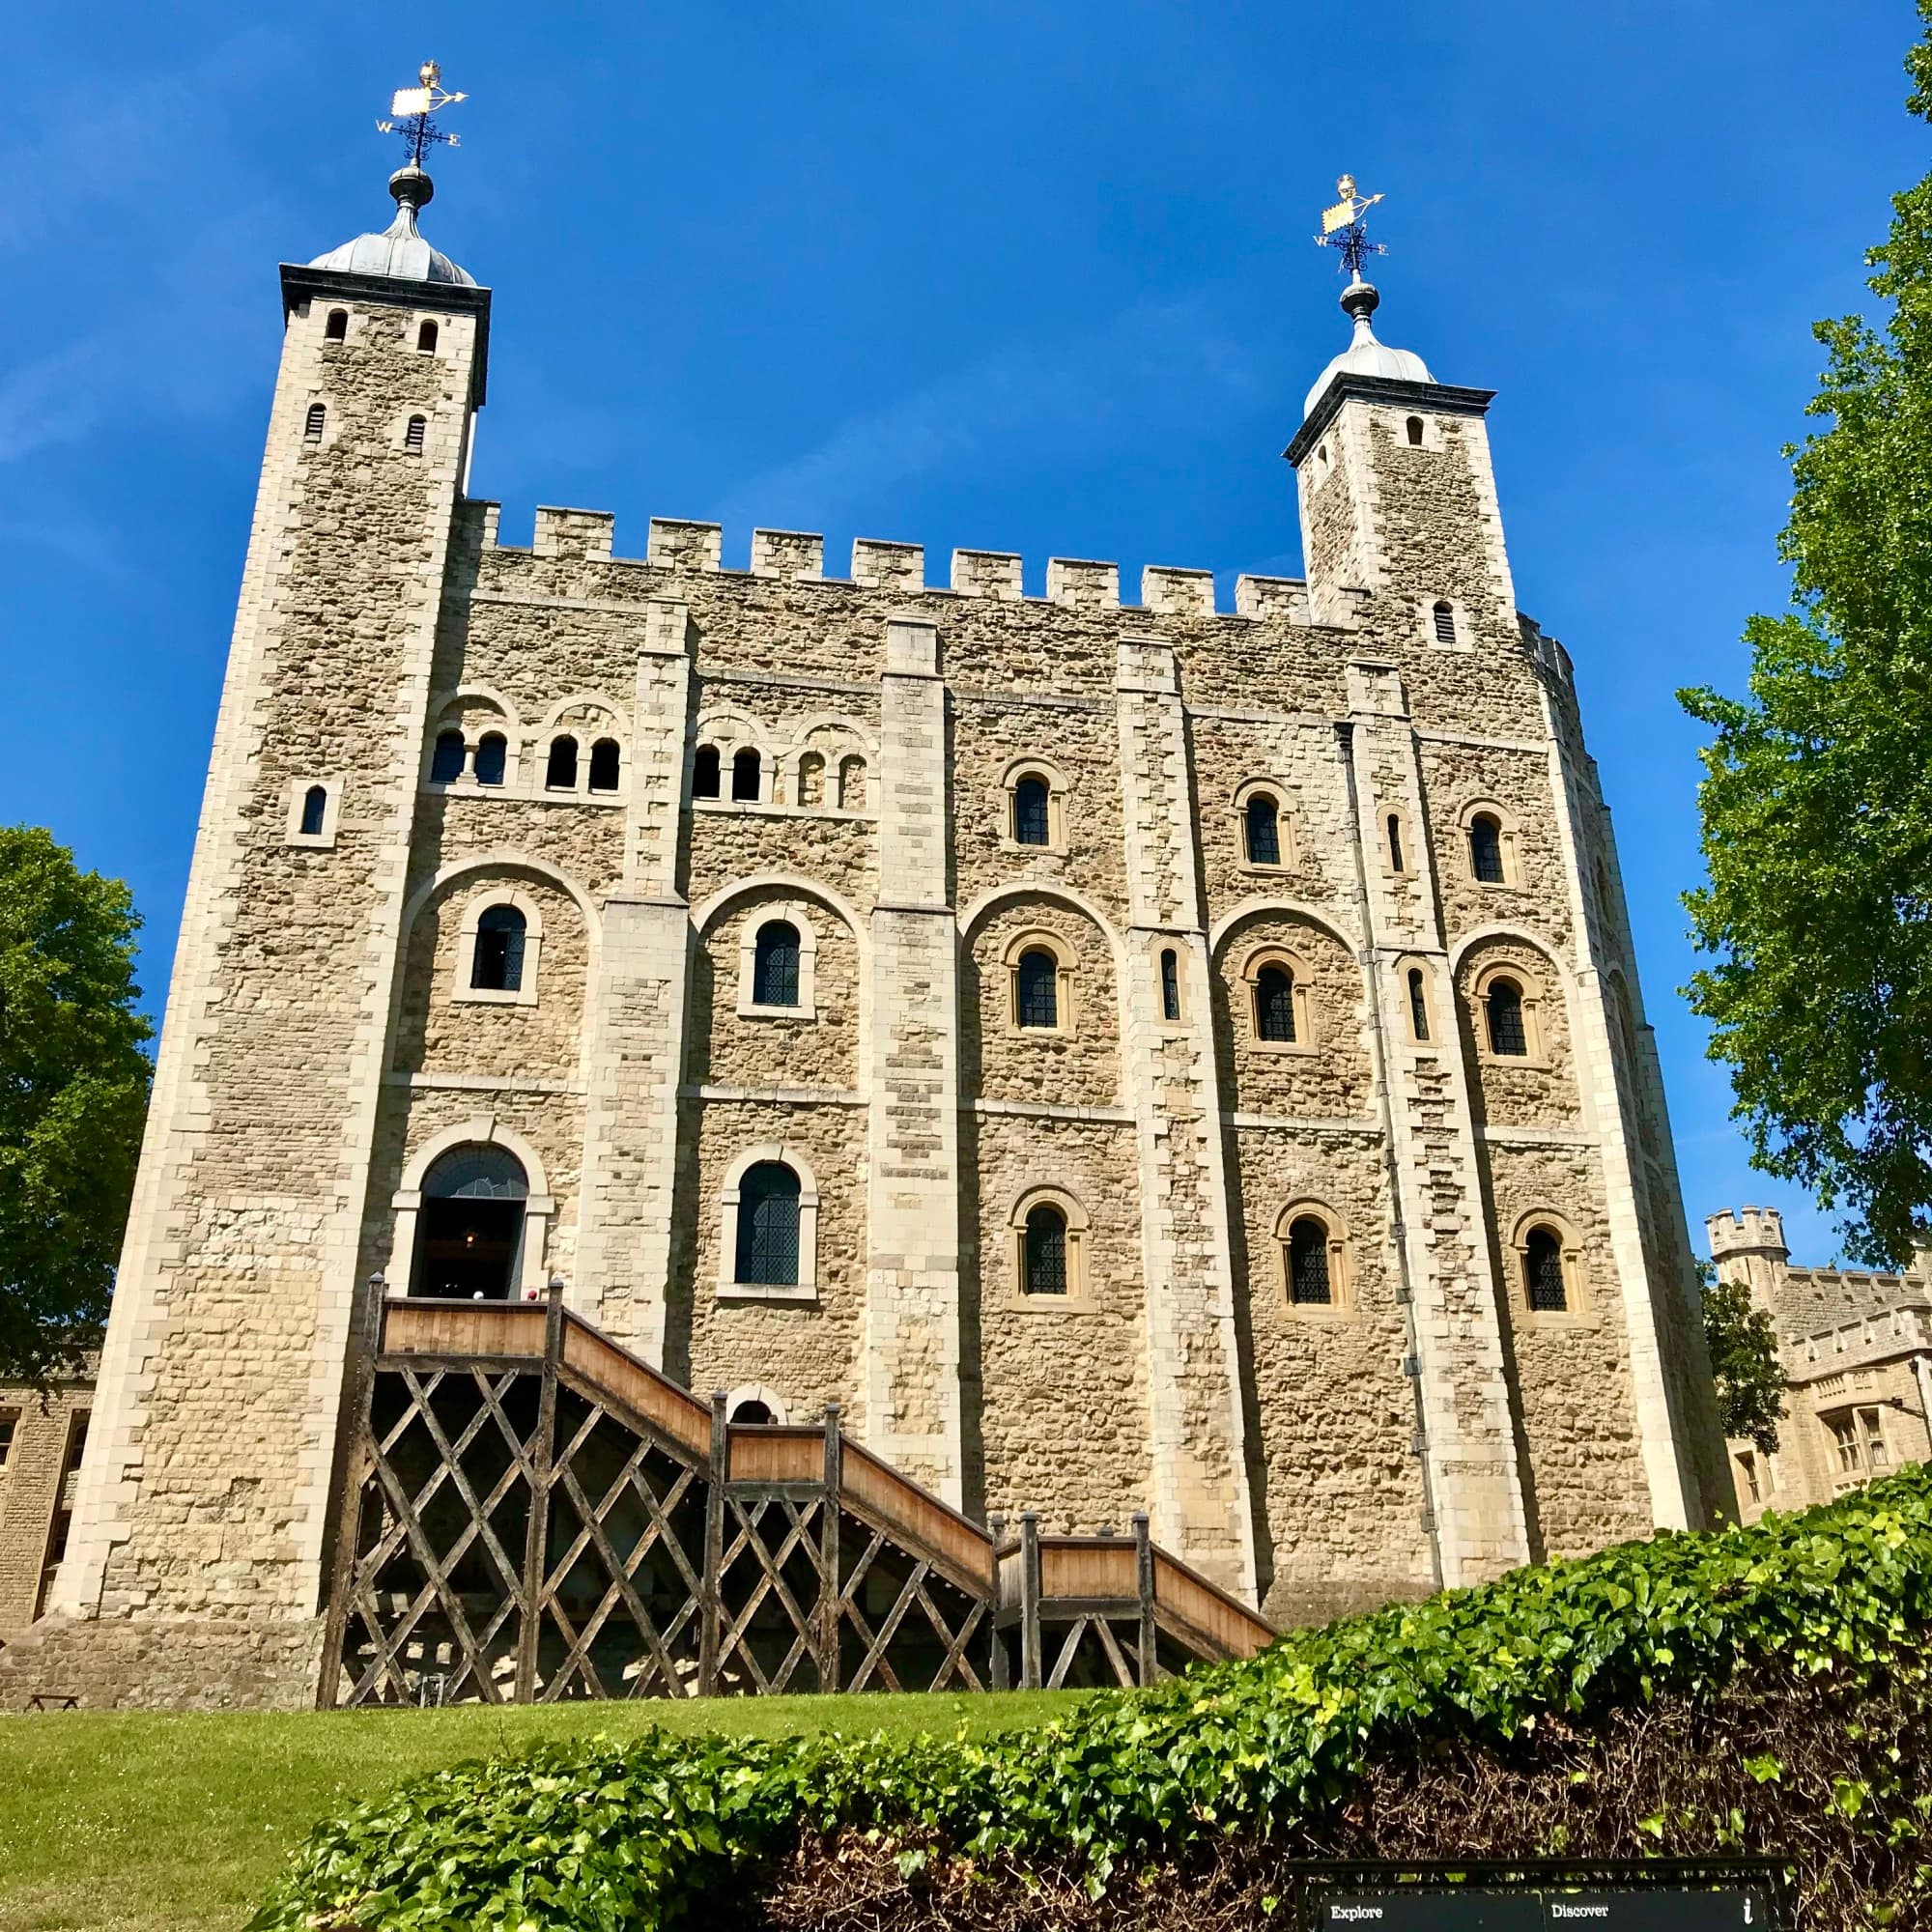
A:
[819,1402,842,1692]
[1018,1510,1041,1690]
[987,1512,1009,1690]
[515,1274,566,1703]
[698,1391,727,1696]
[1133,1511,1156,1687]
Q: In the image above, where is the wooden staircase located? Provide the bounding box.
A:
[324,1284,1275,1707]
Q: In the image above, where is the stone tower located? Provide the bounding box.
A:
[5,171,1734,1710]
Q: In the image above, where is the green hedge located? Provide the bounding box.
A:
[252,1468,1932,1931]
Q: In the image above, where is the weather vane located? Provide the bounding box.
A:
[377,60,468,169]
[1316,175,1386,281]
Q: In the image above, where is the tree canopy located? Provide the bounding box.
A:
[1682,3,1932,1265]
[0,825,152,1385]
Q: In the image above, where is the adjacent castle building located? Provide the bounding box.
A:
[5,149,1734,1706]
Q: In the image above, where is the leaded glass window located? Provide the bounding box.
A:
[1487,978,1527,1056]
[736,1162,801,1285]
[473,905,526,992]
[1023,1204,1067,1295]
[1013,776,1050,845]
[1255,963,1296,1043]
[1016,948,1058,1029]
[1287,1216,1331,1305]
[753,921,801,1008]
[1524,1227,1567,1312]
[1245,793,1281,867]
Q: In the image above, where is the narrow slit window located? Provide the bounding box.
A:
[1244,793,1282,867]
[430,729,466,783]
[731,747,761,801]
[1159,947,1181,1023]
[1469,813,1506,884]
[1022,1204,1068,1295]
[303,403,326,442]
[1016,948,1059,1030]
[588,737,620,792]
[325,309,348,342]
[546,735,579,790]
[1386,813,1405,873]
[1254,964,1296,1043]
[416,320,439,353]
[1406,415,1425,446]
[1523,1226,1567,1312]
[473,733,506,786]
[1487,977,1528,1056]
[1433,600,1458,644]
[404,414,427,455]
[298,784,327,837]
[753,921,801,1008]
[472,905,527,993]
[1012,775,1051,845]
[693,745,721,799]
[1407,967,1430,1041]
[1287,1216,1332,1305]
[735,1162,801,1285]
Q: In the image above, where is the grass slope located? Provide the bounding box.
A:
[0,1692,1080,1932]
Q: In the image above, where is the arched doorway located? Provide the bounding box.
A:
[411,1145,528,1299]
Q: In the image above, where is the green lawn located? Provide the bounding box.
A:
[0,1691,1083,1932]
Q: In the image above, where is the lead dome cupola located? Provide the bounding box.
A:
[308,166,475,288]
[1302,278,1431,417]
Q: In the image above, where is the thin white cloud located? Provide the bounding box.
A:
[0,341,106,464]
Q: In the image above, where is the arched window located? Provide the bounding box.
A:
[735,1162,801,1285]
[1022,1203,1068,1295]
[472,905,527,993]
[588,738,620,792]
[1015,948,1059,1030]
[1012,775,1051,846]
[404,414,427,455]
[1433,600,1458,645]
[1407,967,1430,1042]
[325,309,348,342]
[731,747,761,802]
[1254,963,1297,1043]
[1469,812,1506,884]
[1160,947,1181,1022]
[1487,976,1528,1056]
[1386,813,1406,873]
[1406,415,1425,446]
[1524,1226,1567,1312]
[303,403,326,442]
[473,732,506,786]
[416,320,439,353]
[430,728,466,783]
[298,784,327,838]
[546,735,579,790]
[838,754,866,810]
[797,751,824,807]
[730,1398,775,1425]
[413,1144,528,1299]
[753,921,801,1008]
[1244,792,1282,867]
[693,745,722,799]
[1286,1216,1332,1305]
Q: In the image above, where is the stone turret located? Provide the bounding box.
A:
[1706,1207,1790,1315]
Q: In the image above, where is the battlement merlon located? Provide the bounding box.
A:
[1706,1206,1789,1261]
[280,263,491,408]
[1283,371,1496,469]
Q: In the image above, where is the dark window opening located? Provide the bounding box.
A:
[1245,793,1281,867]
[412,1145,528,1300]
[1487,977,1528,1057]
[731,1398,775,1425]
[546,735,579,790]
[1524,1226,1567,1312]
[1022,1204,1068,1295]
[1386,813,1405,872]
[472,904,527,992]
[731,747,761,801]
[1406,415,1425,446]
[417,320,439,353]
[1433,600,1457,644]
[1016,948,1059,1029]
[588,737,620,791]
[1287,1216,1332,1305]
[473,732,506,785]
[693,744,721,798]
[325,309,348,342]
[1013,775,1051,845]
[0,1410,16,1466]
[1469,813,1505,884]
[1407,967,1430,1042]
[736,1162,801,1285]
[430,728,467,783]
[404,414,427,455]
[299,784,327,837]
[1160,947,1181,1022]
[753,921,802,1008]
[303,402,326,442]
[1255,963,1296,1043]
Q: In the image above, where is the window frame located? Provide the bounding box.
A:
[1472,960,1548,1065]
[1156,940,1185,1026]
[1000,758,1069,854]
[284,776,342,849]
[736,904,819,1019]
[1273,1201,1352,1319]
[452,888,545,1008]
[1239,945,1314,1054]
[717,1145,820,1303]
[1462,801,1520,888]
[1235,781,1293,872]
[1425,594,1472,651]
[1004,930,1075,1037]
[1508,1210,1590,1323]
[1006,1185,1093,1309]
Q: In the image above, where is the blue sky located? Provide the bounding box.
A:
[3,0,1921,1266]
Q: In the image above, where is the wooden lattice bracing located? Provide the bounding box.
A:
[325,1289,1273,1707]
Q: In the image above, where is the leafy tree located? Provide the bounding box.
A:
[0,826,152,1385]
[1698,1263,1786,1455]
[1681,3,1932,1266]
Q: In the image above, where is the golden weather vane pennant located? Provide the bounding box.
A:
[376,60,469,170]
[1315,175,1387,278]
